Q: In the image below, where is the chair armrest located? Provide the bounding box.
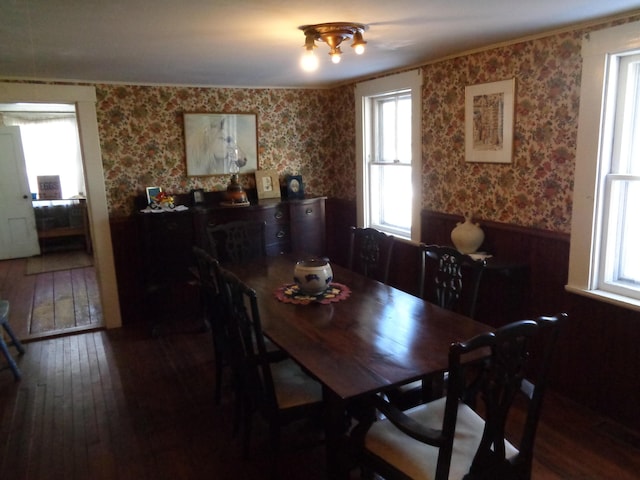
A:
[370,394,445,447]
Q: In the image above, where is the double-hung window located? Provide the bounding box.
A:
[356,70,422,241]
[567,21,640,310]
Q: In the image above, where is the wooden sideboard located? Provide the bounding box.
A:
[191,196,327,257]
[135,195,326,332]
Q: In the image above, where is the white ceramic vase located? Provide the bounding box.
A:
[451,214,484,254]
[293,258,333,295]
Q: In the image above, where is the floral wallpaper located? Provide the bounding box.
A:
[419,31,583,233]
[96,85,344,216]
[94,15,638,233]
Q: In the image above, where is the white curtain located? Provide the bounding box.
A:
[3,112,86,199]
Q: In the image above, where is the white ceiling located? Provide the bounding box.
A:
[2,0,639,88]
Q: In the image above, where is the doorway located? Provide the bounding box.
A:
[0,82,122,331]
[1,103,91,256]
[0,103,99,338]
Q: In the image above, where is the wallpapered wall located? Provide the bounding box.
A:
[97,86,352,217]
[96,15,637,232]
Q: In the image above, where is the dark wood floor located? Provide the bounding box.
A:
[0,254,103,341]
[1,319,640,479]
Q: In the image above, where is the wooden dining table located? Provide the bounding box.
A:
[225,254,493,479]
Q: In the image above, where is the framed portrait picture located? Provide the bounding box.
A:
[465,78,515,164]
[255,169,281,200]
[184,112,258,176]
[191,188,205,205]
[146,186,161,204]
[286,175,304,199]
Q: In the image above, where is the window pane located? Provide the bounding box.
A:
[380,100,396,162]
[370,164,412,233]
[397,97,411,163]
[607,180,640,287]
[615,55,640,175]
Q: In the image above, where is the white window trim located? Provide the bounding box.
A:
[567,21,640,312]
[355,70,422,242]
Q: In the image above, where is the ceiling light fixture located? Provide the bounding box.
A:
[299,22,367,71]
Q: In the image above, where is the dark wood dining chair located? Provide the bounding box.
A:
[348,226,395,284]
[419,244,485,319]
[217,267,324,478]
[350,313,565,480]
[206,220,267,264]
[387,244,486,409]
[191,246,227,404]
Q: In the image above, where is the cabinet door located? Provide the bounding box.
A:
[139,211,194,288]
[290,198,326,257]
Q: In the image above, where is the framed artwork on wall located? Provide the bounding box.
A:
[184,112,258,176]
[255,169,281,200]
[286,175,304,199]
[465,78,515,164]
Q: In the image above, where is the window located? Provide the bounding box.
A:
[356,70,422,241]
[567,21,640,310]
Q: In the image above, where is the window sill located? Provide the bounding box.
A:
[565,285,640,312]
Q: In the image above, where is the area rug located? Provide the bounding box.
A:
[26,251,93,275]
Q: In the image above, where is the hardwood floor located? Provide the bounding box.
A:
[1,322,639,479]
[0,254,103,341]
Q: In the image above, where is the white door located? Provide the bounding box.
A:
[0,126,41,259]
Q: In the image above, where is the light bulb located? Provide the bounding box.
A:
[352,32,367,55]
[331,53,341,64]
[300,50,318,72]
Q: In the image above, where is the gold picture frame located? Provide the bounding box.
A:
[465,78,515,164]
[254,169,281,200]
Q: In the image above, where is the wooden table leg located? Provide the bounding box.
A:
[323,386,351,480]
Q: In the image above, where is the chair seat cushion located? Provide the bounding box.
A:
[365,397,518,480]
[271,358,322,409]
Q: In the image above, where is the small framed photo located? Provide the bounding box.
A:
[465,78,515,164]
[146,186,161,204]
[255,169,281,200]
[191,188,205,205]
[286,175,304,199]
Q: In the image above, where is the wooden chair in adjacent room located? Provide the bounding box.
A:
[348,226,395,284]
[217,267,324,478]
[350,313,565,480]
[206,220,266,264]
[0,299,26,381]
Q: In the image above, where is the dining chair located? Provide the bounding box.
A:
[419,244,485,319]
[217,267,324,478]
[206,220,267,264]
[350,313,565,480]
[191,246,227,404]
[387,244,486,409]
[348,226,395,284]
[0,299,26,381]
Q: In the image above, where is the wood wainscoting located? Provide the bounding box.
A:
[324,200,640,432]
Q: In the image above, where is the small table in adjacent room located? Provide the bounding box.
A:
[33,198,92,253]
